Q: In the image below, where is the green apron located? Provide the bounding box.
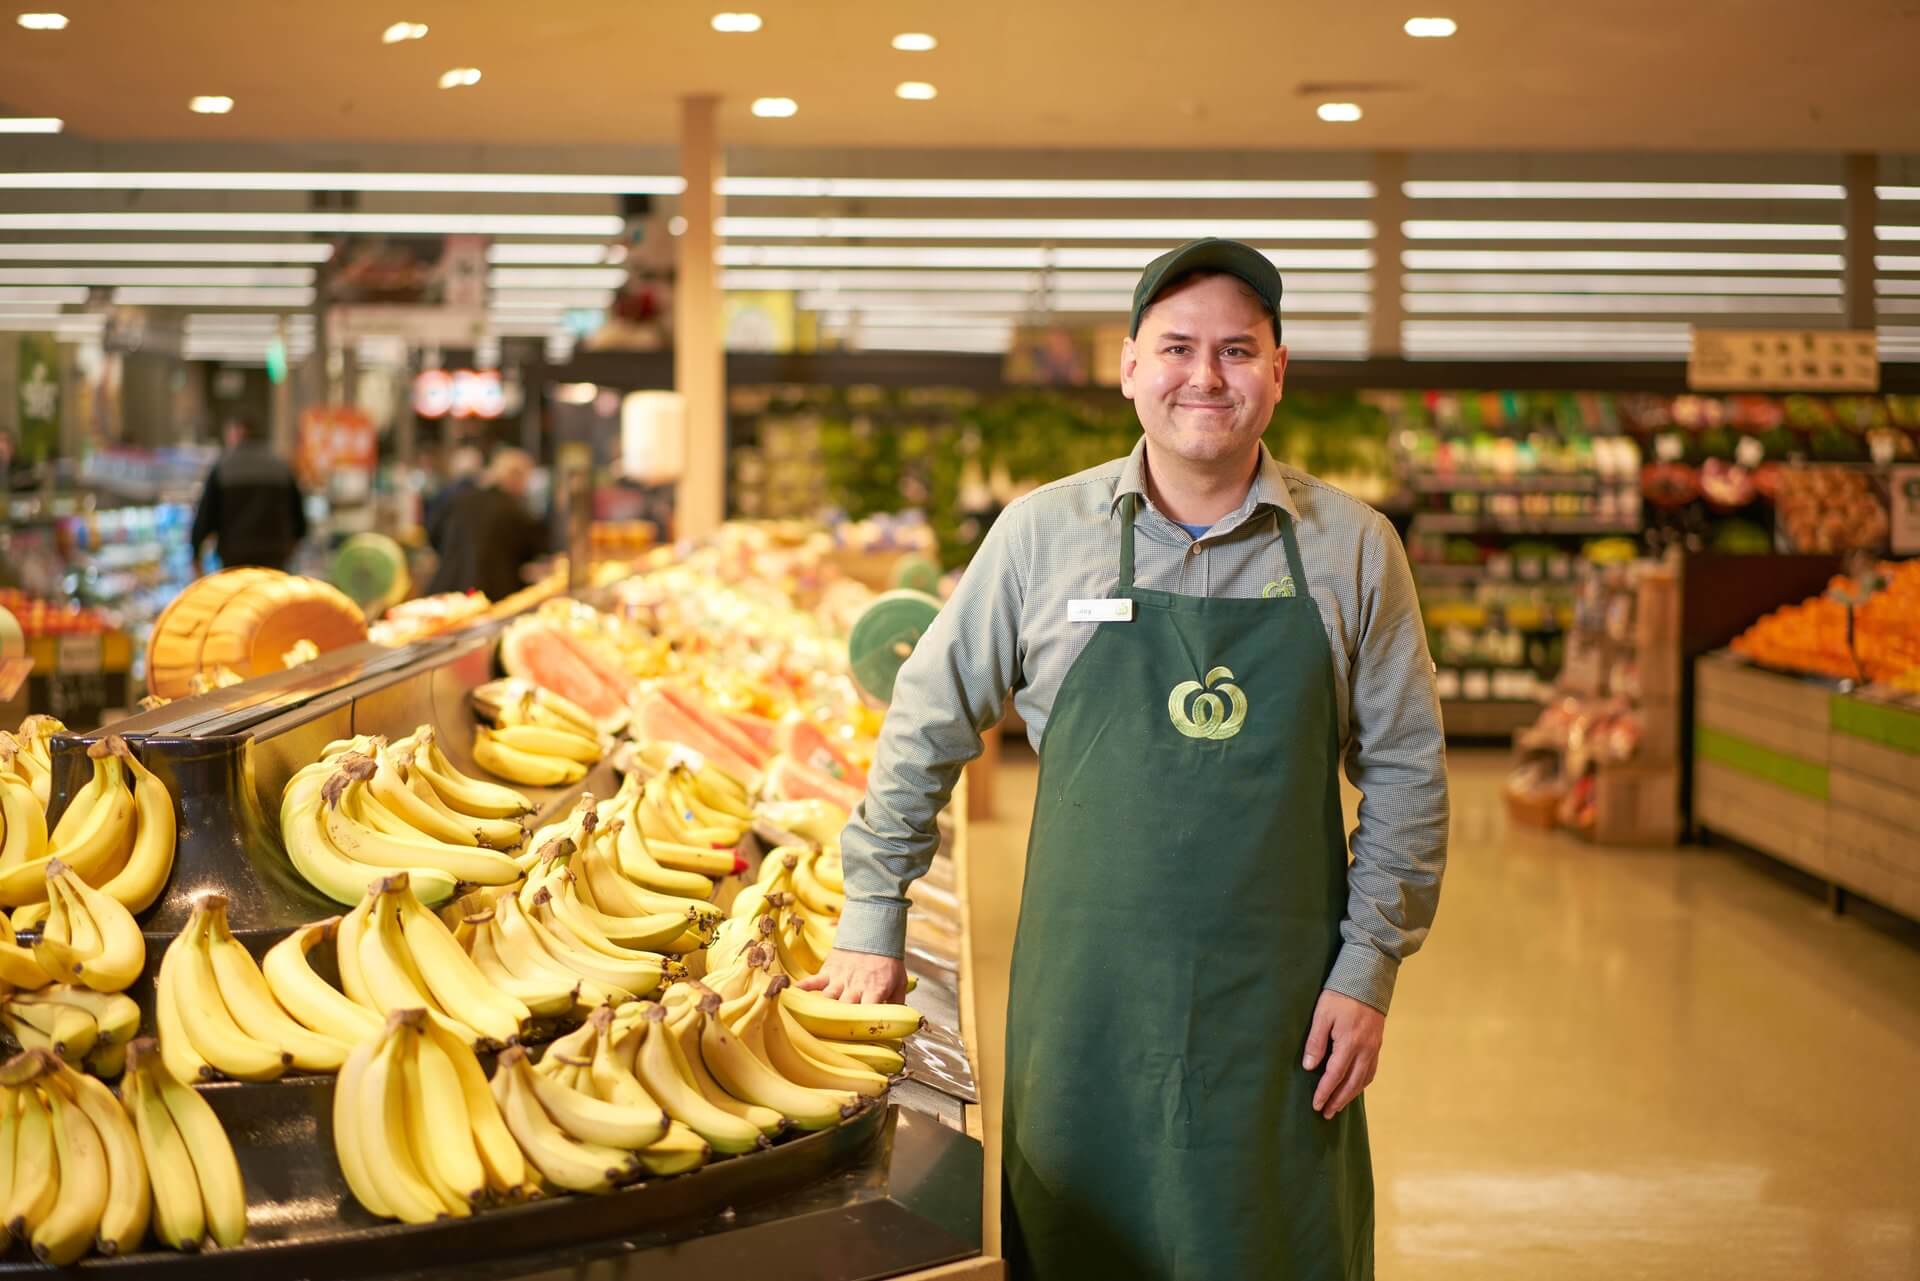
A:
[1002,494,1373,1280]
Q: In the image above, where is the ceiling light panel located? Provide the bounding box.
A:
[1404,221,1844,241]
[718,244,1376,269]
[188,97,233,114]
[486,244,627,264]
[1404,17,1457,37]
[892,32,937,51]
[1403,249,1845,271]
[437,68,482,88]
[0,172,685,193]
[1403,293,1841,314]
[0,213,623,235]
[111,287,316,306]
[1317,103,1363,123]
[0,242,336,263]
[1875,187,1920,200]
[0,286,86,303]
[0,118,63,133]
[0,267,314,287]
[487,268,628,288]
[717,217,1374,240]
[1878,226,1920,241]
[717,177,1372,199]
[1877,256,1920,271]
[896,82,937,101]
[381,21,428,42]
[15,13,68,29]
[1405,181,1843,200]
[751,98,798,118]
[723,268,1372,293]
[1400,273,1842,295]
[482,289,616,307]
[711,13,763,33]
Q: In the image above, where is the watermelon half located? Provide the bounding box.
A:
[499,617,631,734]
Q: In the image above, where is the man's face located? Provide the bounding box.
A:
[1120,273,1288,468]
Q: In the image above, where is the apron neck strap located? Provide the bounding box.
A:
[1119,492,1139,591]
[1277,507,1308,589]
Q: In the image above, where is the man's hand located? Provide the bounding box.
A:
[797,949,908,1004]
[1303,989,1386,1120]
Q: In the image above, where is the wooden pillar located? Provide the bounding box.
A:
[1842,153,1878,333]
[674,94,726,539]
[1368,151,1408,359]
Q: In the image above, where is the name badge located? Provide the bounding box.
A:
[1068,598,1133,623]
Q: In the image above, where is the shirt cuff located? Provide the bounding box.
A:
[832,899,909,959]
[1324,941,1399,1015]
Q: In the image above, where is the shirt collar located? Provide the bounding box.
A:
[1111,437,1300,523]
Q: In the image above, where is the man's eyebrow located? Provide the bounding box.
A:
[1155,331,1259,345]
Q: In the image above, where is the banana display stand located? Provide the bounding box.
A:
[25,608,987,1279]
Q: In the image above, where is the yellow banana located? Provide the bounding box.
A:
[46,861,144,992]
[615,817,714,899]
[0,749,133,906]
[392,876,528,1045]
[0,753,48,870]
[6,1082,59,1238]
[45,1057,149,1256]
[762,987,889,1097]
[259,918,382,1044]
[781,984,924,1042]
[330,1030,392,1219]
[33,1069,108,1265]
[698,996,855,1131]
[575,823,721,924]
[152,915,215,1085]
[488,894,618,1012]
[633,1119,710,1177]
[367,744,481,847]
[203,898,350,1072]
[169,901,290,1081]
[792,849,846,918]
[94,738,176,914]
[351,1013,449,1223]
[526,890,671,997]
[489,722,602,765]
[279,766,460,908]
[827,1038,906,1077]
[753,798,848,851]
[420,1012,526,1198]
[321,758,522,885]
[547,872,695,953]
[355,880,480,1047]
[521,1052,669,1150]
[139,1039,247,1247]
[9,985,138,1048]
[0,915,47,991]
[471,729,586,788]
[391,737,525,850]
[489,1047,635,1192]
[122,1047,205,1250]
[3,999,95,1063]
[415,729,534,819]
[628,1004,768,1154]
[402,1027,485,1213]
[464,914,577,1019]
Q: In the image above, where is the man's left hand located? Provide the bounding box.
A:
[1303,989,1386,1120]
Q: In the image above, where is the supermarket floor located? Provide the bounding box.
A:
[961,746,1920,1280]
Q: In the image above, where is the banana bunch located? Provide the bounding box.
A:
[4,716,63,809]
[336,874,532,1050]
[31,859,145,992]
[0,737,176,918]
[0,1047,151,1264]
[155,895,324,1084]
[0,983,141,1075]
[599,772,729,899]
[706,931,919,1076]
[281,734,530,908]
[334,1008,534,1223]
[495,1012,708,1188]
[710,847,843,982]
[471,681,607,788]
[123,1038,247,1250]
[631,765,750,868]
[751,796,849,851]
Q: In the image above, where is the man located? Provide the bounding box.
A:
[425,444,486,552]
[189,413,308,573]
[423,447,548,601]
[805,239,1449,1278]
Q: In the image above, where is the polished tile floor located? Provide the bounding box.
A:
[962,747,1920,1279]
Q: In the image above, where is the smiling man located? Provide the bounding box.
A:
[804,238,1449,1279]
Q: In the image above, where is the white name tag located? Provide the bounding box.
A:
[1068,598,1133,623]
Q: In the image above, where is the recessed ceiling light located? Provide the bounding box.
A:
[667,216,689,236]
[711,12,762,33]
[381,21,429,43]
[896,82,937,101]
[189,96,234,115]
[15,13,66,29]
[1403,17,1457,37]
[0,117,63,133]
[437,67,482,89]
[751,97,797,118]
[892,32,936,52]
[1317,102,1362,123]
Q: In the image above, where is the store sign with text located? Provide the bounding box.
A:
[1688,328,1879,392]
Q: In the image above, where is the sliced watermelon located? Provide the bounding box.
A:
[658,685,772,769]
[778,718,867,792]
[499,619,630,733]
[718,708,779,756]
[766,754,864,813]
[635,688,763,783]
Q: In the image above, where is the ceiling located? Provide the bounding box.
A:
[3,1,1920,152]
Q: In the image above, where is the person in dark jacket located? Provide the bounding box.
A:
[189,414,308,573]
[424,444,485,552]
[424,447,548,601]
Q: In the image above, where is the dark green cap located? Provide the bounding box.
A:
[1129,237,1284,342]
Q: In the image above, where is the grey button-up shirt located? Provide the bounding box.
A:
[838,437,1448,1014]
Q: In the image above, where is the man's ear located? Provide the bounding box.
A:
[1272,344,1290,401]
[1119,335,1139,399]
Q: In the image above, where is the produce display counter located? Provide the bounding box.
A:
[1693,651,1920,922]
[25,609,988,1280]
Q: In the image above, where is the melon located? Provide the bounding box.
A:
[778,718,867,792]
[766,754,864,813]
[499,618,630,734]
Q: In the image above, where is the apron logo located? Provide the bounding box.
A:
[1167,665,1248,740]
[1262,576,1296,599]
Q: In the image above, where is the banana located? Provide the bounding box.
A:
[368,743,482,847]
[9,985,138,1049]
[350,1013,450,1223]
[628,1004,768,1154]
[123,1041,205,1249]
[0,751,48,870]
[464,915,576,1019]
[152,915,215,1085]
[138,1039,247,1247]
[259,918,382,1044]
[93,738,176,914]
[698,995,855,1131]
[792,848,846,918]
[490,1048,637,1192]
[0,746,133,906]
[415,729,534,819]
[525,889,671,997]
[402,1025,485,1213]
[488,894,619,1012]
[781,985,924,1042]
[34,1066,108,1265]
[771,908,822,981]
[321,758,522,886]
[42,860,144,992]
[330,1030,392,1219]
[826,1038,906,1077]
[761,983,889,1097]
[0,1082,15,1246]
[280,766,460,909]
[167,901,289,1081]
[753,798,848,851]
[3,998,96,1062]
[391,737,525,850]
[45,1056,149,1256]
[472,728,587,788]
[583,1007,654,1110]
[419,1013,526,1198]
[6,1082,58,1237]
[0,916,47,991]
[203,897,350,1072]
[633,1119,710,1177]
[615,816,715,899]
[391,877,529,1046]
[796,910,839,972]
[355,880,481,1048]
[664,766,746,837]
[84,1040,126,1079]
[547,872,696,953]
[521,1050,669,1150]
[575,823,722,924]
[489,722,602,765]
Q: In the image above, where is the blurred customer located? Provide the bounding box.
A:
[424,447,548,600]
[425,444,486,551]
[189,414,308,573]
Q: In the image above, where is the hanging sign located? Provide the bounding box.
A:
[1688,329,1878,392]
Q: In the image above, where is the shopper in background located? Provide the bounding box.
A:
[424,447,548,601]
[189,413,309,574]
[425,443,486,552]
[810,239,1449,1279]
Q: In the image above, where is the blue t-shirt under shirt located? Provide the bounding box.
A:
[1177,521,1210,540]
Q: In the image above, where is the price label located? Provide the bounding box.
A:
[1735,437,1765,468]
[55,633,103,675]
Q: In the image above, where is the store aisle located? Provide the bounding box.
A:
[962,747,1920,1279]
